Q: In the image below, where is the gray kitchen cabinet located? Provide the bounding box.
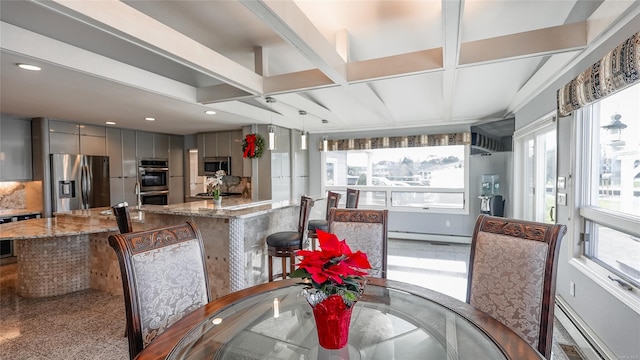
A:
[49,120,106,155]
[169,135,184,176]
[154,133,169,159]
[0,117,32,180]
[108,128,138,206]
[106,128,123,178]
[169,175,184,204]
[136,131,154,159]
[136,131,169,159]
[110,176,138,206]
[107,128,137,177]
[198,130,245,176]
[49,132,79,154]
[79,124,106,155]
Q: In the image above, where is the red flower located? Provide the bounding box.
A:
[295,229,371,285]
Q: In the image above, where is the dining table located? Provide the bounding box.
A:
[135,278,544,360]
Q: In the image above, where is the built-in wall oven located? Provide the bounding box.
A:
[138,158,169,205]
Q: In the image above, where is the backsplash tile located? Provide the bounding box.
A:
[0,181,43,211]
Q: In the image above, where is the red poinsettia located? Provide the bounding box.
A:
[291,229,371,304]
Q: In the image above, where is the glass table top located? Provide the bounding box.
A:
[166,282,508,360]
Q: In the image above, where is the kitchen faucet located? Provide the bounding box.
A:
[134,181,142,209]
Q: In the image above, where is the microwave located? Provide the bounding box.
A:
[203,156,230,176]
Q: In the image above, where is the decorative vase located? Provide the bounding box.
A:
[310,294,354,349]
[213,198,222,206]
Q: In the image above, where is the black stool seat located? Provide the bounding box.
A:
[266,232,303,248]
[308,219,328,233]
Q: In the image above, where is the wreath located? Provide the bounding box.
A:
[242,133,265,159]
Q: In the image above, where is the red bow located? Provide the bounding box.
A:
[243,134,257,158]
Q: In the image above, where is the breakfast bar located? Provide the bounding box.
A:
[0,198,322,299]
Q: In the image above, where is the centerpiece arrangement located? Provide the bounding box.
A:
[290,229,371,349]
[204,169,226,206]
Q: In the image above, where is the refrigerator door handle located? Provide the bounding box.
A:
[81,164,89,209]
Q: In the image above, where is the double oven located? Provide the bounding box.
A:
[138,158,169,205]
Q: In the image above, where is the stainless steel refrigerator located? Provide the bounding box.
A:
[51,154,110,212]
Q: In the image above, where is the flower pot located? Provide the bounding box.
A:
[213,198,222,206]
[310,294,354,349]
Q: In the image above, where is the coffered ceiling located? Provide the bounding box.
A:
[1,0,637,135]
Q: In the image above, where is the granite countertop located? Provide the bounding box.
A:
[0,216,117,240]
[139,197,309,219]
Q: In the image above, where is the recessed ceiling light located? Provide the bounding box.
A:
[17,63,41,71]
[205,110,216,115]
[105,121,116,125]
[145,117,155,121]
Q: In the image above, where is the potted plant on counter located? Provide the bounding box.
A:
[205,170,226,206]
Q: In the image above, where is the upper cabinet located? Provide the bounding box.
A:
[197,130,245,176]
[106,128,137,178]
[136,131,169,159]
[49,120,106,155]
[0,117,32,181]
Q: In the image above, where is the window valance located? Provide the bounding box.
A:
[557,31,639,117]
[320,132,470,151]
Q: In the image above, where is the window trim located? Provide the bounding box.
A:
[571,105,640,313]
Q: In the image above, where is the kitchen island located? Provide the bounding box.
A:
[1,197,323,299]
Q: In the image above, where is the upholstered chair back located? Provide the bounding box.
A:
[325,191,342,220]
[328,208,388,278]
[108,221,211,360]
[467,215,566,359]
[346,188,360,208]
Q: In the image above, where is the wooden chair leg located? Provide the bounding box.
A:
[289,253,296,276]
[281,257,287,280]
[268,255,273,282]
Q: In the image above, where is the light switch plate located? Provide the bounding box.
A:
[557,176,566,189]
[558,193,567,206]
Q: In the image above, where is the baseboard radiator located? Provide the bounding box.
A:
[555,296,616,360]
[388,231,471,245]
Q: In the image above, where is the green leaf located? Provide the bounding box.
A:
[290,268,310,279]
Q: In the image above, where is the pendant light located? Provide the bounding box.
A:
[266,97,276,150]
[299,110,307,150]
[322,136,328,152]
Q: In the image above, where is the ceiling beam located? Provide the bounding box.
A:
[43,0,264,96]
[264,69,336,94]
[459,22,588,65]
[441,0,464,122]
[348,48,443,83]
[197,84,255,104]
[240,0,348,86]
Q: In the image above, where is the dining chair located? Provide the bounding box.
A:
[308,191,341,250]
[346,188,360,208]
[108,221,212,360]
[111,202,132,234]
[328,208,388,278]
[266,196,314,281]
[467,214,566,359]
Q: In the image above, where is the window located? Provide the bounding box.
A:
[579,83,640,289]
[324,145,468,213]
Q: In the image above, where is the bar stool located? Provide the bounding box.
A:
[346,188,360,208]
[112,202,132,234]
[308,191,341,250]
[266,196,314,282]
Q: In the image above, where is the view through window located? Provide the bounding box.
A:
[325,145,467,211]
[580,83,640,288]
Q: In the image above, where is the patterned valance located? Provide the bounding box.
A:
[557,32,639,117]
[320,132,470,151]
